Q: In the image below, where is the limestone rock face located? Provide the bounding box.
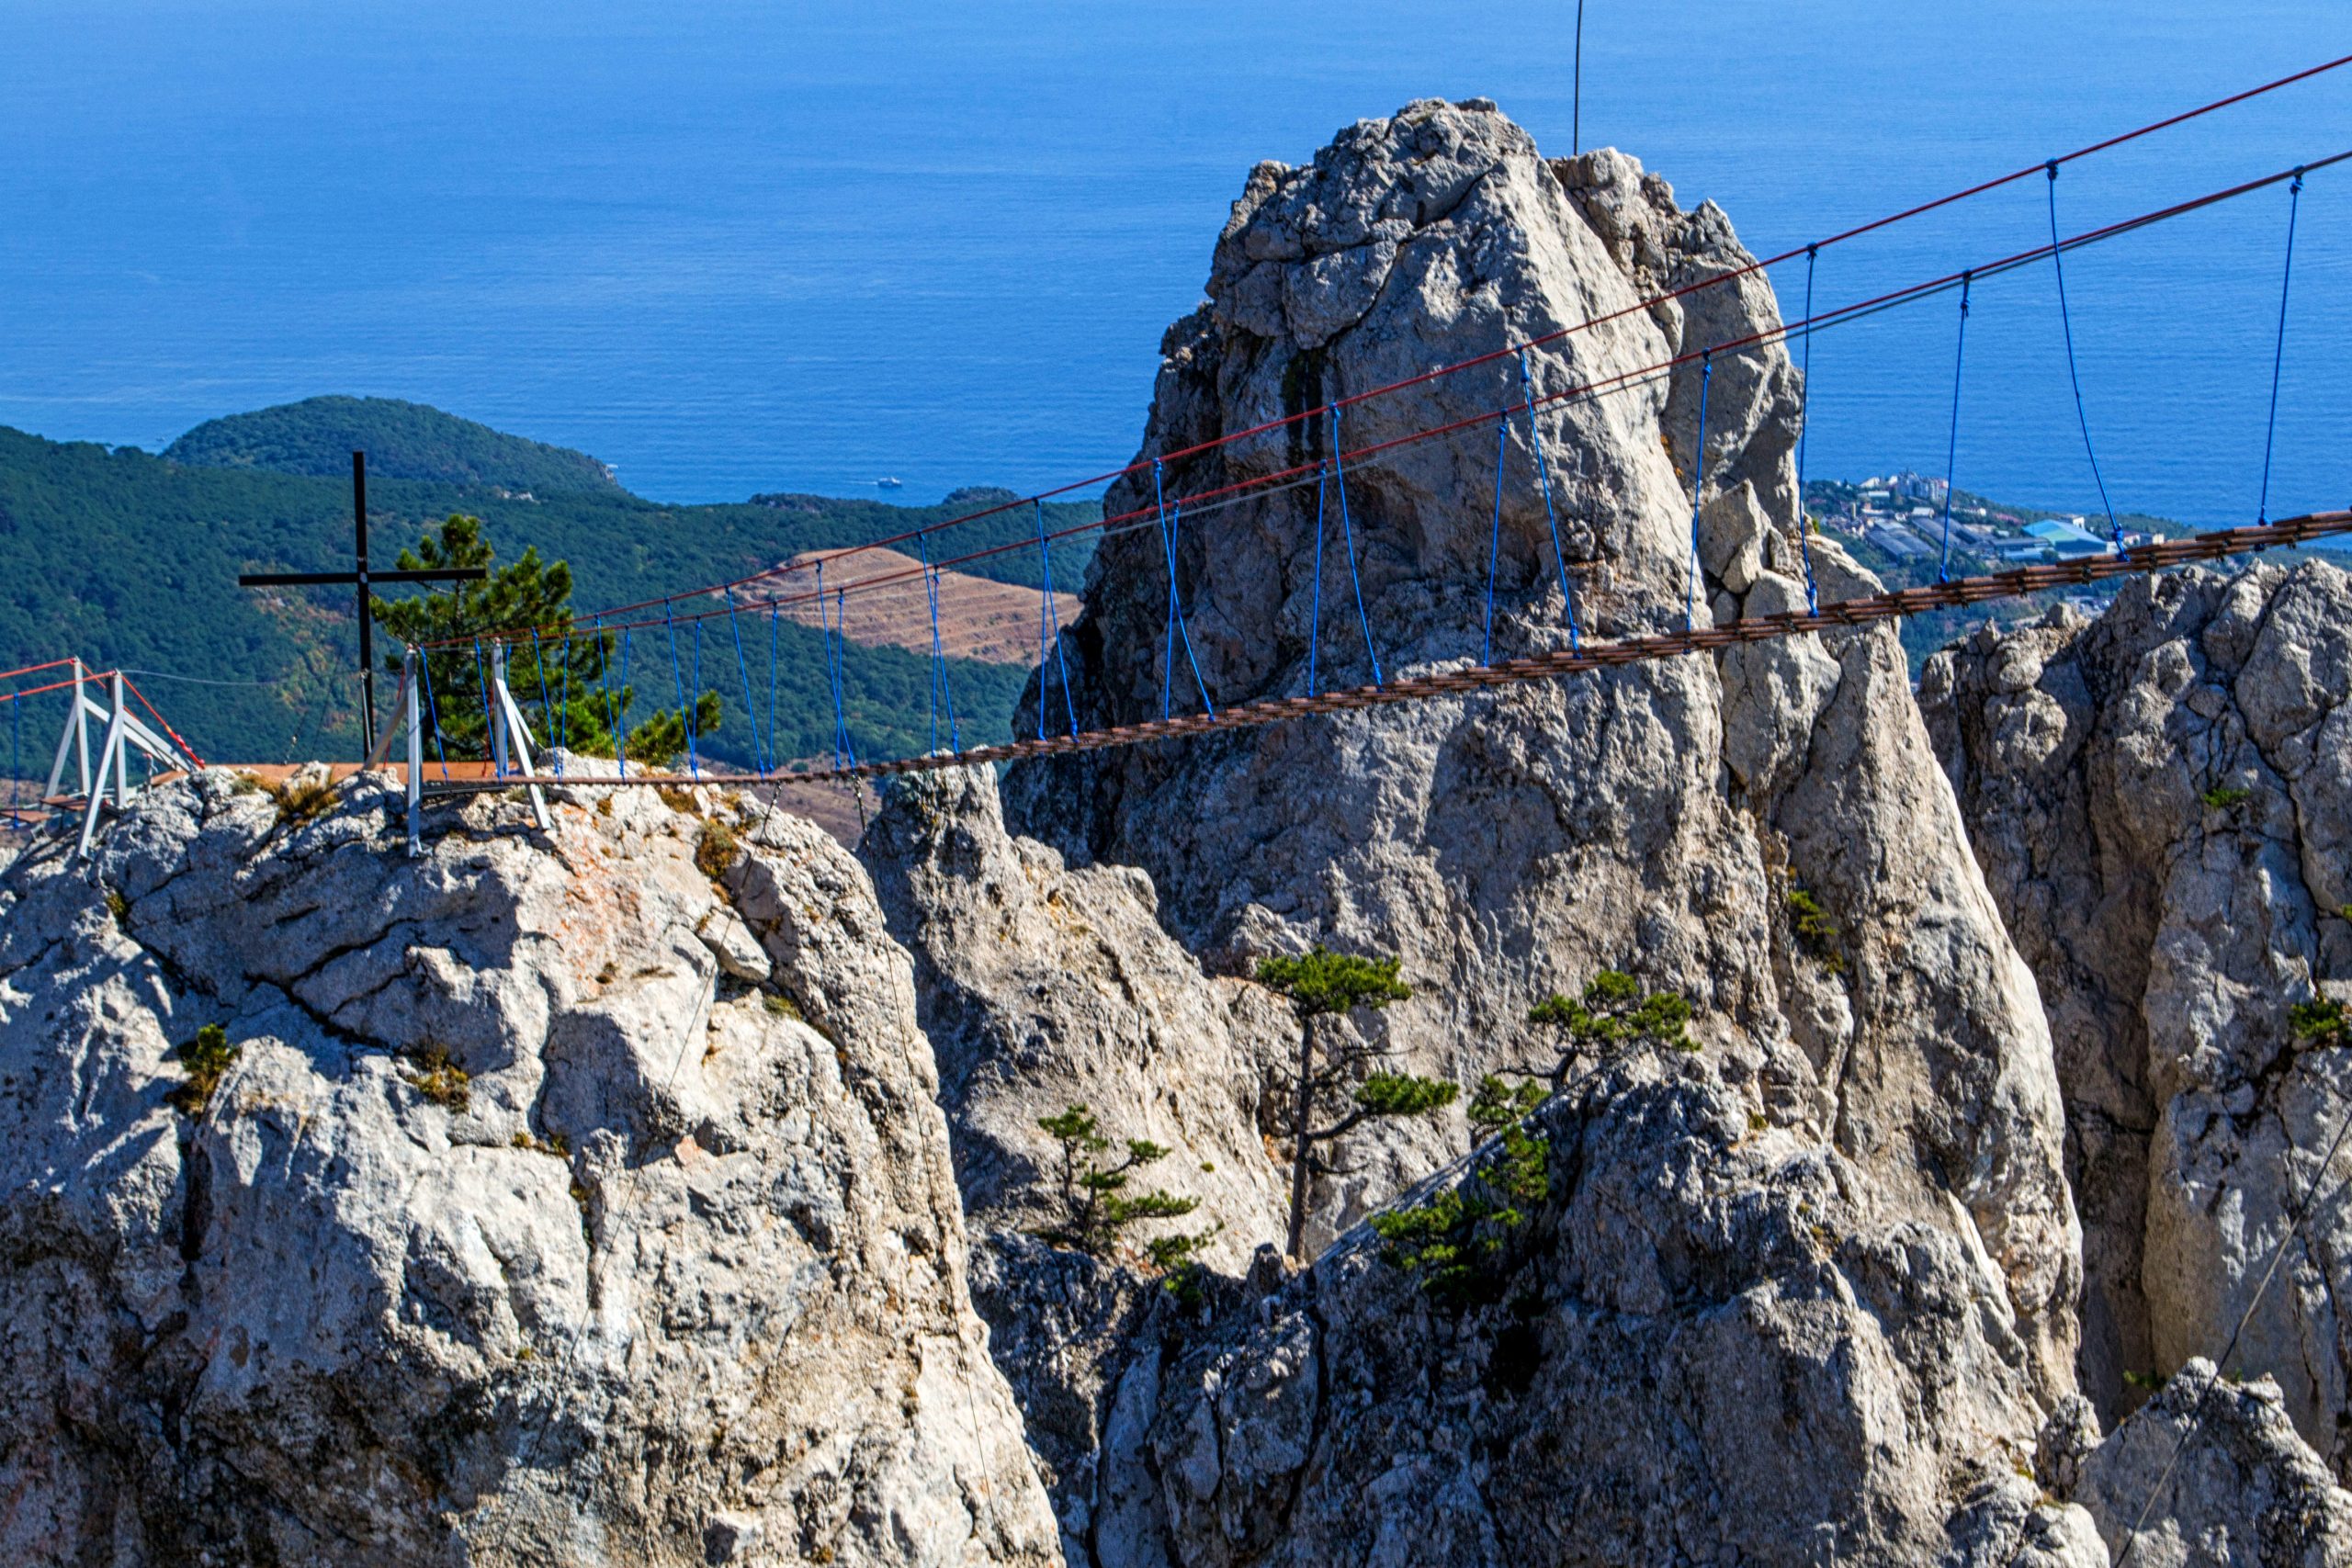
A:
[864,763,1292,1272]
[2070,1359,2352,1567]
[1001,98,2077,1392]
[1140,1059,2095,1568]
[0,773,1057,1566]
[1924,562,2352,1465]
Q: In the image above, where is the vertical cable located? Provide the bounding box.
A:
[472,640,497,773]
[1483,412,1509,665]
[1035,501,1076,739]
[1307,458,1329,696]
[1518,349,1583,650]
[1328,407,1384,686]
[1937,274,1973,583]
[1795,244,1822,613]
[1685,352,1713,630]
[722,585,763,775]
[1150,459,1216,718]
[420,656,450,780]
[530,630,561,779]
[2046,164,2121,547]
[688,621,705,779]
[2257,169,2305,525]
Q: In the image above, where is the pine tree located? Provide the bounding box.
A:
[370,513,720,765]
[1034,1105,1213,1268]
[1255,946,1457,1259]
[1521,969,1694,1092]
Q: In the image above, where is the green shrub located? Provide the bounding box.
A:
[2291,997,2348,1051]
[168,1024,239,1116]
[695,820,740,881]
[401,1046,471,1113]
[2200,784,2253,811]
[1786,886,1844,972]
[1033,1104,1211,1268]
[275,776,336,826]
[1372,1100,1550,1308]
[1523,971,1697,1089]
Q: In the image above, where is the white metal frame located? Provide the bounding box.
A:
[373,643,549,858]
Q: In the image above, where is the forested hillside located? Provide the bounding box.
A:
[0,415,1096,768]
[164,396,624,495]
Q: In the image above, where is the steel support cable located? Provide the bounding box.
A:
[425,148,2352,651]
[514,57,2352,640]
[0,671,112,705]
[1329,405,1384,686]
[420,656,451,779]
[472,641,497,773]
[413,512,2352,800]
[2112,1068,2352,1567]
[721,586,765,775]
[2046,164,2122,546]
[1685,352,1713,631]
[503,57,2352,641]
[9,693,21,828]
[2258,169,2305,524]
[688,620,707,779]
[1035,500,1076,740]
[1308,457,1330,697]
[119,678,205,769]
[1152,459,1216,719]
[530,631,561,779]
[1482,412,1510,666]
[1519,348,1584,650]
[592,618,626,779]
[1936,275,1973,583]
[1795,244,1822,614]
[0,658,76,684]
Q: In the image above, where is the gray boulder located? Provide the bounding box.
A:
[1924,562,2352,1461]
[0,770,1057,1565]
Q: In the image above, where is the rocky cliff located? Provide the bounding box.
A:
[1926,562,2352,1470]
[0,768,1057,1565]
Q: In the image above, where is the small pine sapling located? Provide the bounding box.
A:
[1256,947,1458,1259]
[167,1024,240,1117]
[1521,970,1694,1091]
[1035,1105,1210,1267]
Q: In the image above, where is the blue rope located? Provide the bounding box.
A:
[1307,458,1329,696]
[2258,169,2305,525]
[472,640,498,773]
[917,531,961,752]
[2046,164,2120,547]
[1685,352,1713,631]
[722,585,764,775]
[555,637,572,766]
[828,589,858,769]
[1516,349,1581,651]
[668,602,686,771]
[1794,244,1822,614]
[1036,501,1077,739]
[1937,274,1973,583]
[530,630,561,778]
[420,655,450,779]
[9,691,20,829]
[1327,407,1383,686]
[1150,458,1216,718]
[766,606,781,765]
[594,620,627,778]
[688,620,705,779]
[1483,412,1509,665]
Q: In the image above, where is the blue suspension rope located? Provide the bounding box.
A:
[1685,352,1713,631]
[1794,244,1822,614]
[828,588,858,770]
[1036,501,1077,739]
[1327,407,1383,686]
[472,640,498,773]
[1516,349,1582,651]
[1936,274,1973,583]
[1150,459,1216,719]
[721,585,764,775]
[555,637,572,766]
[917,531,961,753]
[688,620,706,779]
[594,619,627,778]
[766,606,781,767]
[420,655,450,779]
[530,630,562,778]
[1482,412,1509,665]
[663,603,686,768]
[2046,164,2120,547]
[2258,169,2305,525]
[9,691,21,830]
[1307,458,1329,696]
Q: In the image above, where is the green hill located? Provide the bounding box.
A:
[0,412,1098,773]
[164,396,624,496]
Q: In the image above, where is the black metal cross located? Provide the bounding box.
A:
[239,451,485,757]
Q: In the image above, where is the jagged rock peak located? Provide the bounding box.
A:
[0,770,1057,1565]
[1004,97,2080,1399]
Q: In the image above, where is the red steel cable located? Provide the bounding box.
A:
[538,53,2351,632]
[426,147,2342,649]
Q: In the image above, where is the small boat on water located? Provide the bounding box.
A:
[875,476,904,490]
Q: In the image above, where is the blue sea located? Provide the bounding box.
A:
[1,0,2346,529]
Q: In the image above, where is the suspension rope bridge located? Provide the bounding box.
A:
[7,57,2348,862]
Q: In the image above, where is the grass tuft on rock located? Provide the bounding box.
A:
[168,1024,239,1116]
